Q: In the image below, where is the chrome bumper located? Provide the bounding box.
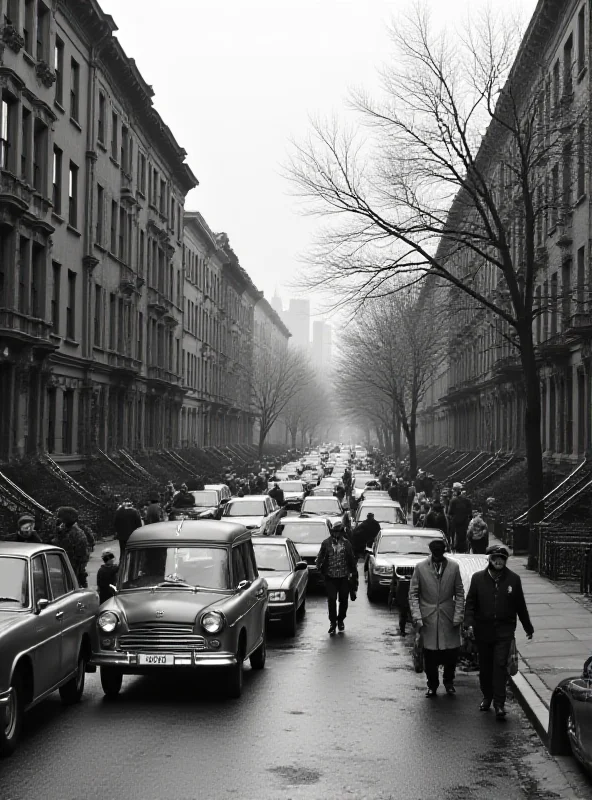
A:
[90,651,237,668]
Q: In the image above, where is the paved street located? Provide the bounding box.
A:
[1,581,586,800]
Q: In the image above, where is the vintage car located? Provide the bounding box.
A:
[352,499,406,529]
[169,488,229,521]
[252,537,308,635]
[0,542,100,756]
[300,496,350,532]
[267,480,307,511]
[90,521,268,699]
[276,516,332,584]
[548,655,592,774]
[221,495,283,535]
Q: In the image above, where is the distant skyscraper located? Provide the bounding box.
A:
[312,321,332,372]
[271,290,283,316]
[284,299,310,350]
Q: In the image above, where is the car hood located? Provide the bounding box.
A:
[113,590,230,626]
[171,506,217,518]
[284,492,304,500]
[0,610,29,634]
[374,554,426,568]
[261,571,292,590]
[224,515,264,528]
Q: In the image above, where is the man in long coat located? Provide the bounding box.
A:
[409,538,465,697]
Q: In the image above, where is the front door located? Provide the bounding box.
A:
[30,555,62,697]
[45,552,80,676]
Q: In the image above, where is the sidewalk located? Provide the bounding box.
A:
[489,534,592,738]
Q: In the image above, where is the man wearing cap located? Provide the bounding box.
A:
[448,483,472,553]
[3,514,42,543]
[409,538,465,697]
[464,544,534,718]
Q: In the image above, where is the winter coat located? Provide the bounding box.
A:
[467,517,489,547]
[409,556,465,651]
[351,519,381,552]
[53,523,89,576]
[448,496,472,525]
[145,502,164,524]
[424,511,448,537]
[3,531,42,543]
[316,536,358,580]
[97,562,119,604]
[464,567,534,642]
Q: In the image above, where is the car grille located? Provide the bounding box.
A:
[118,623,207,652]
[395,566,415,578]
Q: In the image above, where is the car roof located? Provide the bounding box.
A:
[227,495,269,502]
[281,516,329,525]
[360,499,401,507]
[0,542,64,557]
[204,484,227,490]
[379,527,444,537]
[127,520,250,545]
[252,536,290,546]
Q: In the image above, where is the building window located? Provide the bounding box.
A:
[562,143,572,210]
[562,258,572,325]
[47,387,56,452]
[0,95,15,171]
[111,111,118,161]
[23,0,34,54]
[551,163,559,228]
[33,118,48,194]
[68,162,78,227]
[110,200,117,252]
[577,245,586,310]
[21,107,32,182]
[139,229,145,277]
[52,146,62,214]
[96,184,104,244]
[578,6,586,73]
[138,152,146,194]
[550,273,558,335]
[159,179,166,214]
[18,236,30,314]
[54,37,64,105]
[121,125,129,172]
[138,311,143,360]
[109,293,116,349]
[5,0,19,26]
[564,34,573,96]
[36,1,49,62]
[97,92,106,144]
[577,123,585,197]
[70,58,80,122]
[66,269,76,339]
[117,297,124,352]
[119,206,126,260]
[62,390,74,454]
[51,261,60,333]
[30,242,43,318]
[553,60,560,107]
[94,284,102,346]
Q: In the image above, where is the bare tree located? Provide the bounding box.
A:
[250,346,310,458]
[287,4,581,518]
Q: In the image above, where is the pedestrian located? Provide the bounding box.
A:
[53,506,90,586]
[464,544,534,718]
[268,481,285,507]
[145,493,165,524]
[316,523,359,635]
[172,484,196,509]
[389,572,412,636]
[467,511,489,554]
[423,500,449,542]
[114,498,143,559]
[96,547,119,604]
[448,483,472,553]
[2,513,42,543]
[409,538,465,697]
[351,512,381,557]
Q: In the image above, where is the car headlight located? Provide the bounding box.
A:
[269,591,287,602]
[97,611,120,633]
[374,564,393,575]
[201,611,225,634]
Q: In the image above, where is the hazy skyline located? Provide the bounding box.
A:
[100,0,538,320]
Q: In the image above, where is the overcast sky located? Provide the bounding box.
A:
[100,0,538,321]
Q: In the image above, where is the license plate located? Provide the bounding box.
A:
[138,654,174,666]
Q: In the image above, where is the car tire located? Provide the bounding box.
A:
[100,667,123,698]
[367,577,378,602]
[297,597,306,619]
[250,636,266,670]
[0,673,23,757]
[59,651,86,705]
[226,649,244,699]
[284,602,298,637]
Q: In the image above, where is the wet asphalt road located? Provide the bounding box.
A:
[1,585,589,800]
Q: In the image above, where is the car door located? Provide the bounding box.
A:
[266,498,278,534]
[231,544,258,653]
[367,534,381,581]
[288,540,307,601]
[45,552,82,677]
[30,555,63,698]
[244,541,266,643]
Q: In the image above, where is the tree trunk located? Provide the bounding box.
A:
[391,399,401,460]
[257,425,267,460]
[407,410,417,477]
[519,327,545,524]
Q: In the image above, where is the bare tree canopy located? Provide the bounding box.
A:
[287,2,581,517]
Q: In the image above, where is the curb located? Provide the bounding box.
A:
[510,668,549,744]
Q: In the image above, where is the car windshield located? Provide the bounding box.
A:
[280,523,327,543]
[190,491,218,508]
[276,482,304,492]
[302,498,341,515]
[0,557,29,608]
[225,501,265,517]
[378,536,434,555]
[362,506,405,524]
[253,544,291,572]
[120,546,229,590]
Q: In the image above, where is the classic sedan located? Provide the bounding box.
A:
[221,495,282,535]
[90,521,268,699]
[268,480,307,511]
[169,488,228,521]
[300,496,350,532]
[0,542,100,756]
[252,537,308,636]
[276,516,332,584]
[549,656,592,774]
[352,499,406,528]
[366,528,447,601]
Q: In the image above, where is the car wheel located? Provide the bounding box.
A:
[297,597,306,619]
[59,651,87,705]
[226,647,244,699]
[367,576,377,602]
[0,673,23,757]
[250,636,266,670]
[284,601,298,637]
[100,667,123,698]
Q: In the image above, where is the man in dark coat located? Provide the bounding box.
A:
[114,499,143,558]
[268,482,285,507]
[145,494,164,525]
[448,484,472,553]
[53,507,90,586]
[172,485,196,509]
[351,513,381,556]
[96,547,119,604]
[316,525,358,635]
[3,514,42,543]
[464,544,534,718]
[423,501,449,541]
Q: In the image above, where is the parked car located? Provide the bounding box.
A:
[352,499,406,528]
[0,542,100,756]
[252,537,308,635]
[276,516,332,584]
[366,528,447,601]
[204,484,232,504]
[221,495,283,535]
[169,488,228,521]
[300,496,350,532]
[90,521,268,699]
[268,480,306,510]
[549,656,592,774]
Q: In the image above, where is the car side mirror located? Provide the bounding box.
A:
[365,546,373,555]
[295,561,308,571]
[35,598,49,614]
[109,584,118,595]
[237,579,251,591]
